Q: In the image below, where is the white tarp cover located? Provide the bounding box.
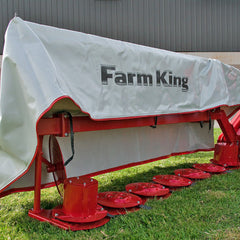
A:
[0,17,240,193]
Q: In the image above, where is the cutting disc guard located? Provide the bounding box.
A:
[29,208,110,230]
[49,135,66,197]
[174,168,211,179]
[193,163,227,173]
[125,182,170,196]
[152,175,192,187]
[97,191,142,208]
[52,204,107,223]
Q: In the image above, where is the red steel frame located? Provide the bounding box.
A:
[28,107,240,228]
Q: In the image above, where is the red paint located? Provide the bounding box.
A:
[28,209,110,230]
[29,176,109,229]
[33,136,43,213]
[152,175,193,187]
[125,182,170,197]
[37,110,213,136]
[212,142,240,167]
[62,177,99,218]
[218,108,240,142]
[193,163,226,173]
[174,168,211,179]
[97,191,142,208]
[52,205,107,223]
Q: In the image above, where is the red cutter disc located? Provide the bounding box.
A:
[174,168,211,179]
[193,163,227,173]
[152,175,192,187]
[102,198,148,216]
[125,182,170,197]
[97,191,142,208]
[52,204,108,223]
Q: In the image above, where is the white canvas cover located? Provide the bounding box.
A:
[0,17,240,194]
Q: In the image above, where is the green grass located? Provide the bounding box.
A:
[1,128,240,239]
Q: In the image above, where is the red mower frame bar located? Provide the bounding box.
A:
[30,107,240,216]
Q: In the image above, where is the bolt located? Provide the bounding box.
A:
[64,114,68,118]
[153,177,156,179]
[178,174,180,176]
[162,186,165,189]
[69,180,72,183]
[90,179,93,182]
[137,201,140,204]
[77,176,79,180]
[83,182,86,187]
[55,213,58,217]
[101,208,104,211]
[129,189,132,192]
[64,133,68,137]
[188,182,191,184]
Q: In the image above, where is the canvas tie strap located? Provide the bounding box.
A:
[150,116,158,128]
[208,113,212,131]
[64,112,75,166]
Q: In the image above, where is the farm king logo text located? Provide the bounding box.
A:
[101,65,189,92]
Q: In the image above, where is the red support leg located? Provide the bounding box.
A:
[33,136,44,213]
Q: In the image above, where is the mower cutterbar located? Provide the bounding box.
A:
[28,107,240,230]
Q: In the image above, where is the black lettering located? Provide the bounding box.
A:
[127,73,136,85]
[182,78,189,92]
[115,72,127,85]
[169,72,173,86]
[101,65,189,92]
[101,65,115,85]
[137,74,153,86]
[174,76,181,87]
[156,71,169,86]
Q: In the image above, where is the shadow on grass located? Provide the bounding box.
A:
[97,161,209,192]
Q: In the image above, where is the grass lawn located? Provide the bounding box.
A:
[1,128,240,240]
